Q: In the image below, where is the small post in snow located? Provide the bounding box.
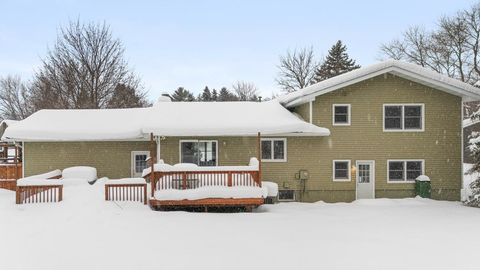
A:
[257,132,262,186]
[149,133,155,197]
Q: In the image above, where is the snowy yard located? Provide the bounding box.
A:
[1,179,479,270]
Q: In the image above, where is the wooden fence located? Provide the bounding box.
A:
[105,183,147,205]
[16,185,63,204]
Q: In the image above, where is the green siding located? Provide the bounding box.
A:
[294,73,462,201]
[24,141,149,179]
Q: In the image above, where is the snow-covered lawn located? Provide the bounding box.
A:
[1,180,479,270]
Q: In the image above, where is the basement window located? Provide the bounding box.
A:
[278,190,295,201]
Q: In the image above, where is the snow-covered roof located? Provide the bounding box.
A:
[278,59,480,108]
[2,100,329,141]
[142,100,329,137]
[2,108,149,141]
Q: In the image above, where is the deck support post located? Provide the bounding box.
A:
[257,132,262,186]
[149,133,155,198]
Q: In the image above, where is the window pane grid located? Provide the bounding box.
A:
[180,141,217,166]
[384,106,403,129]
[134,154,148,173]
[384,105,422,130]
[334,161,349,180]
[261,139,286,161]
[388,160,423,182]
[334,105,349,124]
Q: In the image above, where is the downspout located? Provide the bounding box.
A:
[461,99,465,201]
[22,141,25,178]
[309,100,313,124]
[257,132,262,187]
[156,136,161,162]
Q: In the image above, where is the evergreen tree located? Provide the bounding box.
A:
[198,86,213,101]
[107,83,150,108]
[314,40,360,83]
[171,87,195,102]
[217,87,238,101]
[212,89,218,101]
[466,111,480,207]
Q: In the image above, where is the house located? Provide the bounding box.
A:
[2,60,480,203]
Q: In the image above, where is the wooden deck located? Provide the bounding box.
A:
[149,198,264,211]
[145,168,264,211]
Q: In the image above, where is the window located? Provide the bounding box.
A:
[388,160,424,182]
[131,151,150,177]
[333,104,351,126]
[180,140,217,166]
[261,138,287,162]
[384,104,424,131]
[278,190,295,201]
[333,160,351,181]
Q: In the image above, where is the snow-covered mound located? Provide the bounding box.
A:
[62,166,97,184]
[262,181,279,197]
[20,169,62,181]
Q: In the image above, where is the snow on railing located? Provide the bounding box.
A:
[144,158,261,198]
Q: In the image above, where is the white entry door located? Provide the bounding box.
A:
[131,151,150,177]
[356,161,375,199]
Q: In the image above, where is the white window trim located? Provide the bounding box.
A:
[332,104,351,126]
[261,138,287,162]
[333,159,351,182]
[387,159,425,183]
[383,104,425,132]
[277,189,296,202]
[131,151,150,177]
[178,140,219,166]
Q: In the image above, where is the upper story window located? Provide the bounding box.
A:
[180,140,217,166]
[333,104,351,126]
[383,104,424,131]
[261,138,287,162]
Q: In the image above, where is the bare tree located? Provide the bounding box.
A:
[31,20,146,110]
[0,76,34,120]
[380,4,480,85]
[380,4,480,117]
[232,81,259,101]
[276,47,318,93]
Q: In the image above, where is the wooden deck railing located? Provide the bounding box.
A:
[149,170,260,197]
[16,185,63,204]
[105,183,147,204]
[0,163,22,179]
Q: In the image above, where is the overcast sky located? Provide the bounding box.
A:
[0,0,476,101]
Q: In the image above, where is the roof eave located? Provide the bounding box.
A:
[283,65,480,108]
